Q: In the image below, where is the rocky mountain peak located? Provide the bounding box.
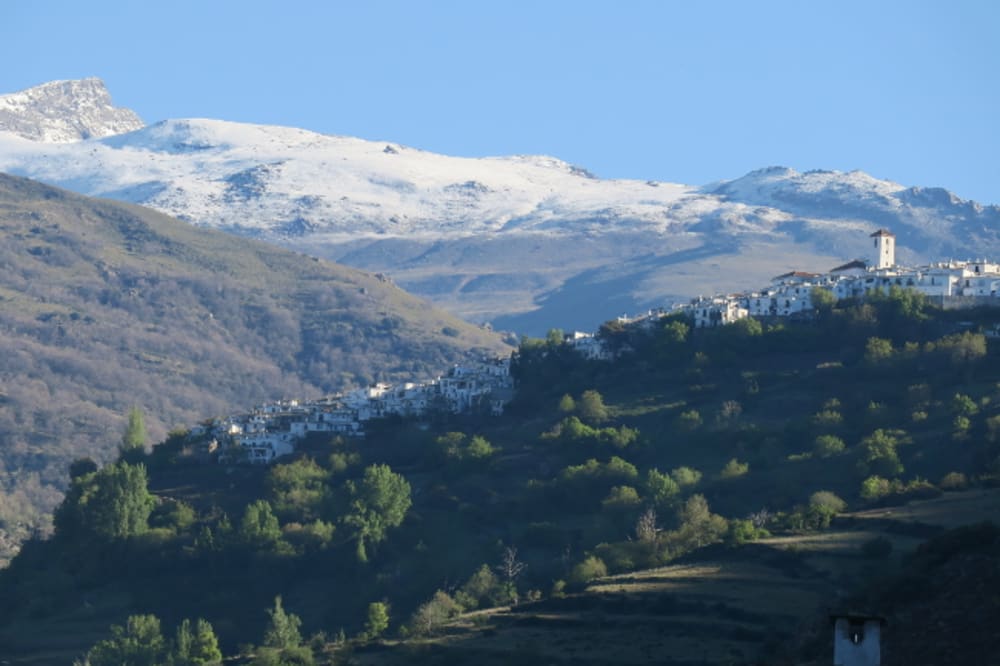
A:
[0,77,144,142]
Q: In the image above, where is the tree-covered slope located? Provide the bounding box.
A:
[2,292,1000,664]
[0,172,509,565]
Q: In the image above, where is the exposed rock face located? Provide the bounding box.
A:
[0,78,144,142]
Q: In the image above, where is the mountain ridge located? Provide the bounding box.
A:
[1,79,998,334]
[0,78,143,142]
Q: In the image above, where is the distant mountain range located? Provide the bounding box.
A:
[2,78,998,334]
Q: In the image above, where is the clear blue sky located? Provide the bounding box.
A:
[3,1,998,203]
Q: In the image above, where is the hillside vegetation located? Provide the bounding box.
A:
[1,289,1000,664]
[0,173,508,565]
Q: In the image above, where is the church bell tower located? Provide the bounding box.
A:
[870,229,895,270]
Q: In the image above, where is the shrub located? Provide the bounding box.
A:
[812,410,844,427]
[407,591,461,636]
[569,556,608,586]
[727,519,769,546]
[670,466,702,488]
[675,410,702,431]
[864,337,894,364]
[809,491,847,513]
[860,475,892,501]
[644,468,680,508]
[951,393,979,416]
[602,485,642,510]
[578,390,609,424]
[454,564,500,611]
[939,471,968,490]
[813,435,846,458]
[719,458,749,479]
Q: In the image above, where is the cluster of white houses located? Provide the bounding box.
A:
[200,357,513,464]
[201,229,997,464]
[682,229,1000,328]
[566,229,1000,357]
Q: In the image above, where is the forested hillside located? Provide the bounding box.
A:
[0,173,509,565]
[1,290,999,664]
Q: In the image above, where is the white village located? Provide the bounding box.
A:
[568,229,1000,359]
[208,228,1000,465]
[200,357,514,464]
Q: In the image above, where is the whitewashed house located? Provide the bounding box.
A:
[566,332,613,361]
[691,296,748,328]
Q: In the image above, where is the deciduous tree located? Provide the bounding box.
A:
[578,390,609,424]
[345,464,411,562]
[87,614,165,666]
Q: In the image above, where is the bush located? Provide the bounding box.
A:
[939,471,969,490]
[675,410,702,431]
[809,491,847,513]
[787,492,847,531]
[719,458,749,480]
[811,410,843,427]
[860,475,892,501]
[454,564,500,611]
[569,556,608,586]
[644,469,680,508]
[670,466,702,488]
[602,485,642,510]
[813,435,846,458]
[407,591,461,636]
[727,519,769,546]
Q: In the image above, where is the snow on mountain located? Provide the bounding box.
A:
[0,79,997,334]
[0,116,695,238]
[0,78,143,142]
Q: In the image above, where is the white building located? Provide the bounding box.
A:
[565,332,613,361]
[210,356,515,464]
[691,296,748,328]
[832,615,885,666]
[871,229,895,269]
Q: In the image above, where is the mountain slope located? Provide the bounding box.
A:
[0,78,143,142]
[2,292,999,663]
[1,80,999,334]
[0,173,508,564]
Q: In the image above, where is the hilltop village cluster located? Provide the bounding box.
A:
[566,229,1000,360]
[199,358,512,464]
[210,229,1000,464]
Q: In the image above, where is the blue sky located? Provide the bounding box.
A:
[3,1,998,203]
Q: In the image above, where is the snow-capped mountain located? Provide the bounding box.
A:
[1,79,997,334]
[0,78,143,142]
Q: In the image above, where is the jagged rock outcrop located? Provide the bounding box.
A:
[0,78,143,142]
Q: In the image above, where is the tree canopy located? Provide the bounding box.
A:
[345,464,412,562]
[55,461,155,541]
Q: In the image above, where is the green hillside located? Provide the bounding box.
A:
[1,286,999,664]
[0,173,509,565]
